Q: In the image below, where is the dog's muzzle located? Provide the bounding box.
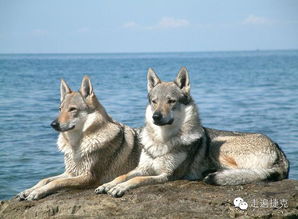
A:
[51,119,75,132]
[152,112,174,126]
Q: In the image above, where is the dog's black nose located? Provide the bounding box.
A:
[152,112,162,122]
[51,120,59,130]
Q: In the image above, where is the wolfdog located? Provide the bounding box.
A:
[95,67,289,197]
[17,76,140,200]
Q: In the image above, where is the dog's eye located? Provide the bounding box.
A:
[152,100,157,104]
[168,99,176,104]
[59,107,62,111]
[69,107,77,112]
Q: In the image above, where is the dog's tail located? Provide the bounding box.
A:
[204,144,290,185]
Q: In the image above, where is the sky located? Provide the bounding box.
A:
[0,0,298,53]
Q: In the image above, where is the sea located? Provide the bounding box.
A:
[0,50,297,200]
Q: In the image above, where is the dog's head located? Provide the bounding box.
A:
[51,76,105,132]
[146,67,191,126]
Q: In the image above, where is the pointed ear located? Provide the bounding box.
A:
[175,67,190,94]
[147,68,161,92]
[60,79,72,102]
[80,76,93,98]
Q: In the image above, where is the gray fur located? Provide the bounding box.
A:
[16,76,141,200]
[203,127,289,185]
[95,67,289,197]
[95,67,208,197]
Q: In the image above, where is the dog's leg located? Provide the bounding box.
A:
[16,173,67,200]
[25,174,95,200]
[107,173,169,197]
[95,168,145,194]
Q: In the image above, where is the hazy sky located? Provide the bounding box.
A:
[1,0,298,53]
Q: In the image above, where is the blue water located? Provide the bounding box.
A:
[0,51,297,200]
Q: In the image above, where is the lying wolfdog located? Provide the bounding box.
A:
[95,67,289,197]
[17,76,140,200]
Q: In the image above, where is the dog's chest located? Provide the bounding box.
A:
[145,142,173,157]
[140,145,187,175]
[64,150,93,176]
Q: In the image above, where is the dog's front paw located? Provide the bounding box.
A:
[25,189,46,201]
[16,189,33,201]
[95,182,116,194]
[107,184,128,198]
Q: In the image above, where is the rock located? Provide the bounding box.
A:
[0,180,297,218]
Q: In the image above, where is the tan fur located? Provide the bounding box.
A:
[112,174,129,184]
[129,176,148,184]
[95,67,207,197]
[202,128,289,185]
[219,155,238,168]
[96,67,289,196]
[16,76,141,200]
[58,111,70,123]
[160,102,170,115]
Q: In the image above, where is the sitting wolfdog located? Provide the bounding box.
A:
[17,76,140,200]
[95,67,289,197]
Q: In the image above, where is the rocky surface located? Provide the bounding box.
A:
[0,179,297,218]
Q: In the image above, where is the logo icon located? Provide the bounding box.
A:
[234,197,248,210]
